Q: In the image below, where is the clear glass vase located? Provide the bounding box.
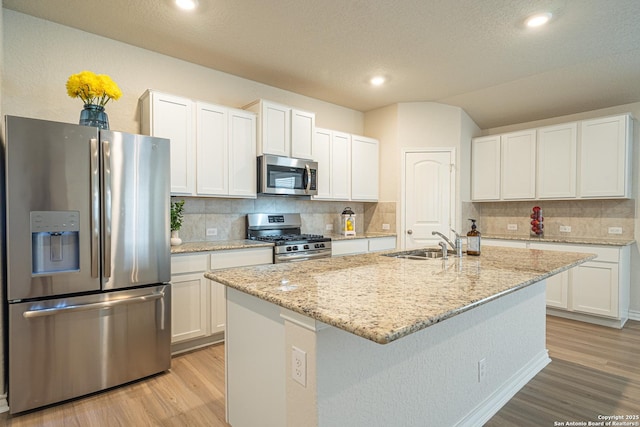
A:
[79,104,109,129]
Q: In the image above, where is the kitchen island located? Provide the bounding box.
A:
[206,246,594,427]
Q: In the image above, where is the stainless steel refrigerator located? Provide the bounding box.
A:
[3,115,172,414]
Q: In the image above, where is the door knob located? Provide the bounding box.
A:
[407,229,413,234]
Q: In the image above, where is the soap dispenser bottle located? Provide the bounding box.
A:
[467,219,481,256]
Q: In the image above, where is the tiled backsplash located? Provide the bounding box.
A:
[465,199,635,240]
[173,197,397,242]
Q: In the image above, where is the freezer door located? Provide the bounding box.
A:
[8,285,171,414]
[101,130,170,290]
[4,116,101,300]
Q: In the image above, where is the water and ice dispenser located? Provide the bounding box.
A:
[31,211,80,275]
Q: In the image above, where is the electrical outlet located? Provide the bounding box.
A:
[608,227,623,235]
[478,358,487,383]
[325,224,334,231]
[507,224,518,231]
[206,228,218,236]
[292,346,307,387]
[382,223,390,230]
[559,225,572,233]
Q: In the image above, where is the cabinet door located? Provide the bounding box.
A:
[332,132,351,200]
[471,135,501,200]
[229,109,257,197]
[261,101,290,156]
[579,115,631,198]
[312,128,333,199]
[571,261,619,318]
[545,270,569,309]
[196,102,228,196]
[151,93,195,195]
[210,281,226,334]
[537,123,577,199]
[291,109,315,160]
[351,135,379,201]
[171,273,209,343]
[501,129,536,199]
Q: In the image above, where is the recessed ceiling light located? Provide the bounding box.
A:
[176,0,198,11]
[525,12,552,28]
[370,76,386,86]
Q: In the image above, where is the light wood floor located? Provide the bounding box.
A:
[2,316,639,426]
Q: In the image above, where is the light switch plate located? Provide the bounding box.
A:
[206,228,218,236]
[382,223,390,230]
[507,224,518,231]
[325,224,334,231]
[559,225,571,233]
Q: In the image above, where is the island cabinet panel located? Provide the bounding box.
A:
[225,282,550,427]
[578,114,632,198]
[536,122,577,199]
[471,135,501,200]
[501,129,536,200]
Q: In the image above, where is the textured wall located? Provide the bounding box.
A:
[2,10,364,137]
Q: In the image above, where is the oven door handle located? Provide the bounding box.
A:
[276,250,331,263]
[305,164,311,194]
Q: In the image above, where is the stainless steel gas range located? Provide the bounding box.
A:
[247,213,332,263]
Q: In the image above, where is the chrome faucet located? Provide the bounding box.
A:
[432,228,463,257]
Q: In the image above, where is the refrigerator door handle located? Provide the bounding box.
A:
[90,138,100,278]
[102,139,112,278]
[22,292,165,318]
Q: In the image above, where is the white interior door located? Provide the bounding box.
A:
[403,150,454,249]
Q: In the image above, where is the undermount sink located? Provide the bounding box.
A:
[382,248,456,260]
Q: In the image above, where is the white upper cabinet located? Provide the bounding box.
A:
[312,128,351,201]
[351,135,379,201]
[140,90,195,195]
[471,135,501,201]
[196,102,228,196]
[140,90,256,198]
[579,114,632,198]
[471,113,633,201]
[245,99,315,159]
[537,122,577,199]
[291,109,315,159]
[228,110,257,198]
[501,129,536,200]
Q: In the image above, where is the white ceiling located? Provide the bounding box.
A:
[5,0,640,129]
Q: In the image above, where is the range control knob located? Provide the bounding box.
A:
[292,246,299,251]
[286,246,292,251]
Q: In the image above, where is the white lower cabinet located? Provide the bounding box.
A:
[170,247,272,353]
[485,239,630,328]
[170,254,209,344]
[332,236,396,256]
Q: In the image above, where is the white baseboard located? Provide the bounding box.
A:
[0,393,9,414]
[456,349,551,427]
[629,309,640,322]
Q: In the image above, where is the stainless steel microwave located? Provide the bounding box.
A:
[258,155,318,196]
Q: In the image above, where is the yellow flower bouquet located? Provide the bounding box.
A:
[66,70,122,106]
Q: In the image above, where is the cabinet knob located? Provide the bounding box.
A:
[407,229,413,235]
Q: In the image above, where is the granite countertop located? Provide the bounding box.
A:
[206,246,594,344]
[327,232,396,241]
[483,234,635,246]
[171,239,274,254]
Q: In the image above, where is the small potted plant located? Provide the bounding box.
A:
[170,200,185,246]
